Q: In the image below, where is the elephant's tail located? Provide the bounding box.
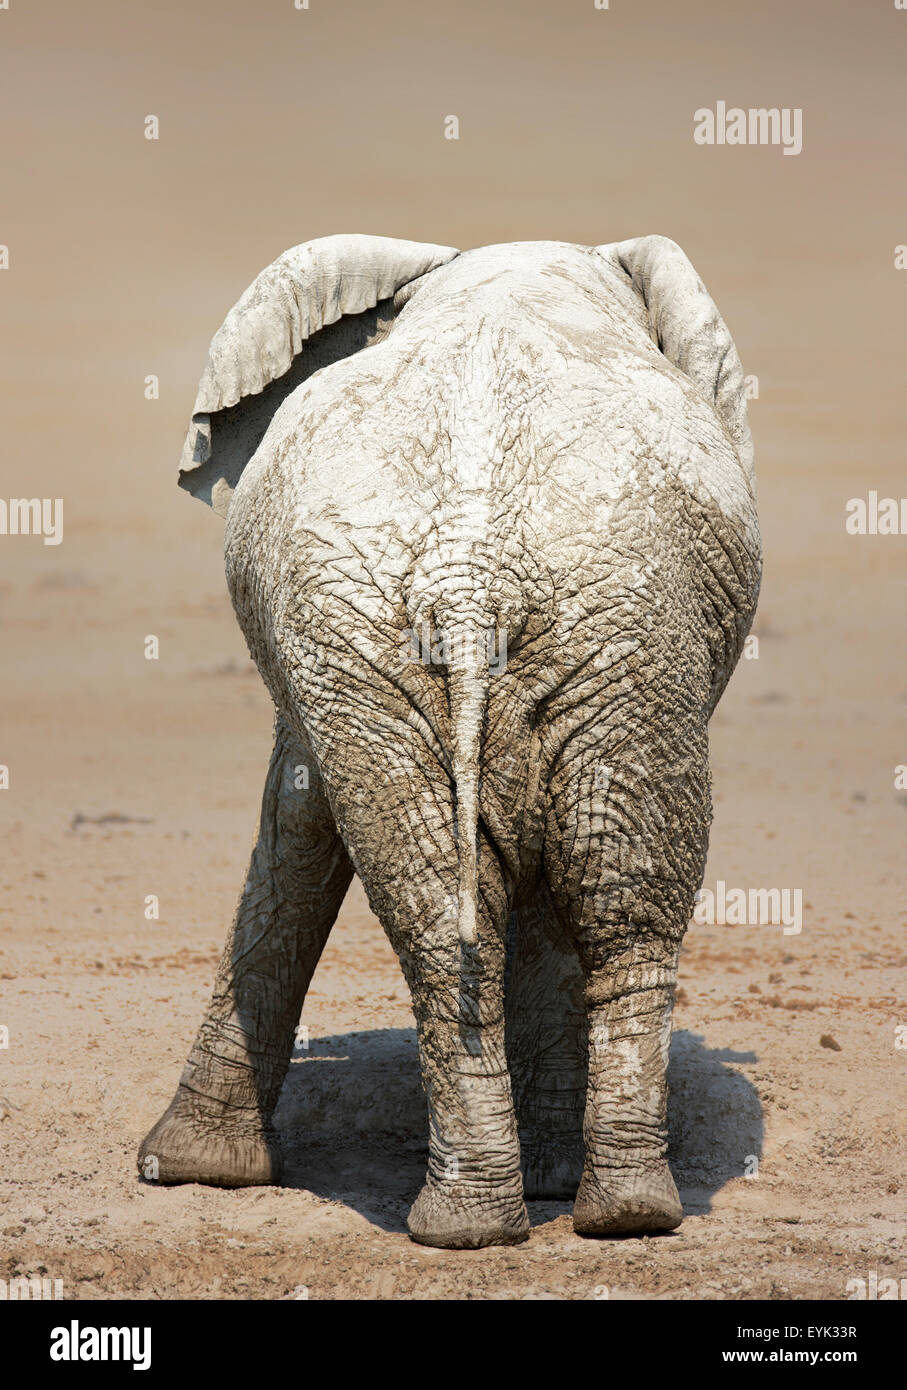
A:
[444,626,491,948]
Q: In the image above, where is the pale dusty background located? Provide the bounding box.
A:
[0,0,904,1299]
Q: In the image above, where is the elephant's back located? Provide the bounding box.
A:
[226,301,758,654]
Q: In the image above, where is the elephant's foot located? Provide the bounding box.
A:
[138,1086,281,1188]
[520,1135,584,1199]
[407,1180,530,1250]
[572,1158,682,1236]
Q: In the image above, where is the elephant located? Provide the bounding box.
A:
[139,233,761,1250]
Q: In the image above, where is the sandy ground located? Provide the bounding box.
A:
[1,467,904,1300]
[2,0,906,1305]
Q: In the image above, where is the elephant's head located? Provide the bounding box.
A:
[178,234,460,516]
[178,232,753,518]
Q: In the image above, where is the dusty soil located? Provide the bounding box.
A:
[1,490,904,1299]
[2,0,906,1305]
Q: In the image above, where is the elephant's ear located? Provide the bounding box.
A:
[597,235,753,480]
[179,234,460,515]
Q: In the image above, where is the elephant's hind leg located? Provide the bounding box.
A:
[544,720,710,1237]
[138,713,353,1187]
[571,943,684,1235]
[310,718,529,1248]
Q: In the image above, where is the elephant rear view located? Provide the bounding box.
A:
[139,233,761,1249]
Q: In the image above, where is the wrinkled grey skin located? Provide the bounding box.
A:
[139,234,761,1249]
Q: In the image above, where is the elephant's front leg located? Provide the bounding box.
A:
[505,888,587,1199]
[138,713,353,1187]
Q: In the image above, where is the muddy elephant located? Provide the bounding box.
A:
[139,233,761,1249]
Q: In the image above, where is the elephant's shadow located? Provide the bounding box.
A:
[272,1028,763,1234]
